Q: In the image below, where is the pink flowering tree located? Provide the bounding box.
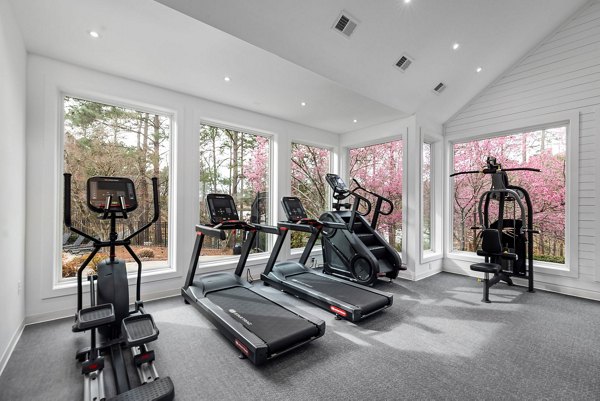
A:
[349,140,403,251]
[452,127,566,263]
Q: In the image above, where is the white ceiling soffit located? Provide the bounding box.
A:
[9,0,405,134]
[155,0,589,125]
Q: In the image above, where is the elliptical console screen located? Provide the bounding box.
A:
[206,194,239,224]
[87,177,137,213]
[281,197,307,222]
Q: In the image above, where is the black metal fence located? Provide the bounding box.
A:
[64,219,168,248]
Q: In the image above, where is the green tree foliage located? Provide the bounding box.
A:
[62,97,171,277]
[198,124,270,254]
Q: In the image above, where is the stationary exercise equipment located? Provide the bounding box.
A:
[451,156,539,302]
[182,194,325,365]
[64,174,174,401]
[261,196,393,321]
[319,173,404,285]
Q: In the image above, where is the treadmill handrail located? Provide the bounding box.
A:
[279,221,319,233]
[253,223,280,235]
[196,224,227,240]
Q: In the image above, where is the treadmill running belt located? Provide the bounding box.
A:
[206,286,319,354]
[287,272,389,314]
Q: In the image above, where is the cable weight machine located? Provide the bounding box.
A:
[451,156,540,302]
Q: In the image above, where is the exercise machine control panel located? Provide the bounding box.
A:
[87,176,137,213]
[206,194,239,224]
[281,197,307,222]
[325,173,350,196]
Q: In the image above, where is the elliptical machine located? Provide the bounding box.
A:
[451,157,540,303]
[319,173,403,286]
[64,174,174,401]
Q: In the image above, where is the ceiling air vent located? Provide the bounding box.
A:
[333,11,358,37]
[395,54,414,72]
[433,82,447,94]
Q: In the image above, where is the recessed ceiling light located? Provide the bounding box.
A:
[476,67,483,73]
[404,0,411,3]
[353,119,358,123]
[224,76,231,82]
[452,43,460,50]
[89,31,100,39]
[300,102,307,107]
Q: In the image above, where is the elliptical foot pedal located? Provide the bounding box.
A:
[106,376,174,401]
[122,314,159,347]
[73,304,115,332]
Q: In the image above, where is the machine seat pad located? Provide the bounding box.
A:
[470,262,501,273]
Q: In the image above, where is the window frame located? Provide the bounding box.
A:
[289,140,334,254]
[445,112,579,278]
[346,136,405,261]
[196,120,275,269]
[54,91,178,291]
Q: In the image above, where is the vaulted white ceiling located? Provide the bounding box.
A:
[10,0,589,134]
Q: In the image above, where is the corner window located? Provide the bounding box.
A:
[422,142,432,251]
[452,125,567,265]
[349,140,403,252]
[290,143,331,249]
[198,124,271,262]
[62,96,171,279]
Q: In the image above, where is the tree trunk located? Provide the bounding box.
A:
[152,114,163,245]
[138,113,150,228]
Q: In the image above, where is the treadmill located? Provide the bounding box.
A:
[261,196,393,322]
[181,194,325,365]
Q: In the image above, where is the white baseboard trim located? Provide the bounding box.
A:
[397,269,415,281]
[24,288,180,326]
[415,267,442,281]
[511,277,600,302]
[442,267,600,302]
[0,319,25,377]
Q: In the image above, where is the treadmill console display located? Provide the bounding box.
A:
[281,197,307,222]
[87,177,137,213]
[206,194,239,224]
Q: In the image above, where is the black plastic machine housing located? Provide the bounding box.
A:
[87,176,138,213]
[261,196,394,322]
[64,174,174,401]
[319,174,404,285]
[182,193,325,365]
[450,156,540,301]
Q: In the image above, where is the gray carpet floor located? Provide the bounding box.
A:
[1,272,599,400]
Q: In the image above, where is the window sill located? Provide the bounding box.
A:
[290,248,323,257]
[421,249,442,263]
[49,263,179,299]
[194,252,271,274]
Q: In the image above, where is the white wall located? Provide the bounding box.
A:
[25,55,340,322]
[0,0,27,373]
[444,0,600,299]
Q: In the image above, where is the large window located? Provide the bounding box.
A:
[198,124,271,261]
[452,125,566,264]
[290,143,331,249]
[62,96,171,279]
[349,140,403,252]
[422,142,432,251]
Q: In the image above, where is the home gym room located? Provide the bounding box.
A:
[1,0,599,399]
